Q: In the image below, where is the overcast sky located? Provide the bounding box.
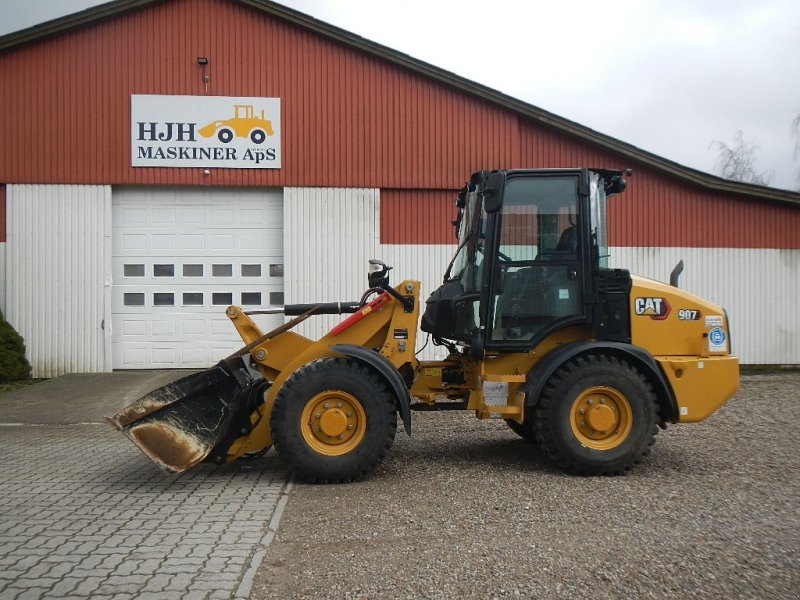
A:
[3,0,799,191]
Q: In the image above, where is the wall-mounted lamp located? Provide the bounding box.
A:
[196,57,210,93]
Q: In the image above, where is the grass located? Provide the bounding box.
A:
[0,379,46,395]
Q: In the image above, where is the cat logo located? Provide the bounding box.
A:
[634,297,671,320]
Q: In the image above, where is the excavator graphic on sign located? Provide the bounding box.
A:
[198,104,274,144]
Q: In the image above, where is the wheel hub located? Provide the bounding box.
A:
[319,408,348,437]
[586,403,616,432]
[301,390,366,456]
[570,387,632,450]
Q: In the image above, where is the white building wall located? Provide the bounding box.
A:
[378,244,456,360]
[284,187,380,340]
[0,243,6,315]
[284,187,455,360]
[5,185,112,377]
[610,247,800,365]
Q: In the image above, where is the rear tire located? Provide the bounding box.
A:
[270,358,397,483]
[534,354,658,475]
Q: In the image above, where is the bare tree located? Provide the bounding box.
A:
[793,114,800,157]
[711,130,772,186]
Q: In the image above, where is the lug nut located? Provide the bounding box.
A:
[337,434,344,440]
[599,398,606,404]
[578,409,585,415]
[323,403,329,409]
[346,424,353,430]
[336,402,343,408]
[587,399,593,405]
[346,412,352,417]
[314,413,321,419]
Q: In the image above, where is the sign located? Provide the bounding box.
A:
[131,95,281,169]
[708,327,727,352]
[634,297,671,320]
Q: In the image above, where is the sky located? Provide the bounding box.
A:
[3,0,799,191]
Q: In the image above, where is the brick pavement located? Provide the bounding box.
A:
[0,422,290,600]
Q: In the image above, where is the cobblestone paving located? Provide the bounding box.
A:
[0,423,290,600]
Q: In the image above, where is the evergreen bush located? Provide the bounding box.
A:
[0,311,32,383]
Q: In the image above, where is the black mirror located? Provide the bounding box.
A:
[451,207,463,239]
[482,171,505,213]
[368,260,391,288]
[604,175,627,196]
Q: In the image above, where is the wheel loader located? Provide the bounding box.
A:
[108,168,740,481]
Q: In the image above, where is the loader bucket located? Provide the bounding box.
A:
[107,359,267,473]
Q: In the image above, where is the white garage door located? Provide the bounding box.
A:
[112,187,284,369]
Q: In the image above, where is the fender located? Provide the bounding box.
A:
[523,341,678,422]
[330,344,412,436]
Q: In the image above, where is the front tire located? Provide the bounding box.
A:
[534,354,658,475]
[270,358,397,483]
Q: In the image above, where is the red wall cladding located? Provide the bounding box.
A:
[0,0,517,189]
[380,189,456,244]
[380,175,800,249]
[0,0,797,250]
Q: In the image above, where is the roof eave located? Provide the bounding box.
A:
[0,0,165,53]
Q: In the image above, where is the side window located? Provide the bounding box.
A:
[490,176,582,343]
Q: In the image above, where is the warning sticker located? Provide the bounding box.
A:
[705,315,723,328]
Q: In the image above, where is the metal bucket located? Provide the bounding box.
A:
[107,358,267,473]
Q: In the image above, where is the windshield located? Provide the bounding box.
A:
[448,188,484,290]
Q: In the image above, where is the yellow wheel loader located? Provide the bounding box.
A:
[108,168,740,481]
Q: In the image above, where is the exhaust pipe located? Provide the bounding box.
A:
[670,259,684,288]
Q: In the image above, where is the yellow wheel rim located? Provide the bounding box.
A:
[570,386,632,450]
[300,390,367,456]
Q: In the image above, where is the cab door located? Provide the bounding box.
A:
[485,172,589,347]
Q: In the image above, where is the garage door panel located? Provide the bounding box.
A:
[112,187,283,369]
[113,259,284,283]
[112,287,285,312]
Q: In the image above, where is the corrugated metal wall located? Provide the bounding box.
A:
[5,185,111,376]
[0,244,5,315]
[284,187,380,340]
[0,184,5,312]
[378,243,456,361]
[379,177,800,249]
[0,184,6,243]
[1,0,797,249]
[609,247,800,364]
[0,0,516,190]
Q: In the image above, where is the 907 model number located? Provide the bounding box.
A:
[678,309,701,320]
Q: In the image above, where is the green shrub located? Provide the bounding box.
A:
[0,311,32,383]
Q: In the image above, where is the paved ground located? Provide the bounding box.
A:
[0,372,291,600]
